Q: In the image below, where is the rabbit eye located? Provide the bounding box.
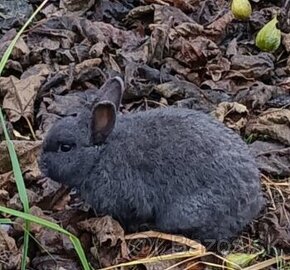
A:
[60,144,73,152]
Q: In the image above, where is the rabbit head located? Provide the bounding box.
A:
[39,77,124,188]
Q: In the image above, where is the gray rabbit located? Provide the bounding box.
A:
[39,76,264,247]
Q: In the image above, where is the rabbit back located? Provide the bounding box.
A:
[81,107,263,243]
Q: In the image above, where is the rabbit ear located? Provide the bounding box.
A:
[90,77,124,145]
[98,76,124,110]
[91,101,116,145]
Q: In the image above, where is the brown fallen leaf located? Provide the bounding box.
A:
[245,109,290,146]
[148,22,171,65]
[1,75,46,123]
[78,216,128,267]
[258,201,290,249]
[0,228,22,270]
[163,57,192,78]
[51,209,89,230]
[201,79,238,93]
[8,189,41,211]
[206,56,231,82]
[277,76,290,92]
[31,255,81,270]
[28,178,66,212]
[21,63,53,80]
[204,11,234,42]
[170,21,204,40]
[0,29,17,59]
[28,16,143,57]
[52,191,71,212]
[0,0,33,31]
[23,157,42,181]
[4,60,23,74]
[14,206,55,234]
[166,9,233,45]
[153,4,195,24]
[36,84,102,135]
[0,189,9,206]
[234,81,283,109]
[145,0,195,13]
[0,120,14,141]
[211,102,248,132]
[124,62,175,99]
[0,171,14,191]
[39,3,59,18]
[0,140,42,175]
[11,36,30,60]
[249,141,290,177]
[36,226,74,254]
[226,53,274,80]
[282,33,290,53]
[60,0,95,14]
[170,36,221,68]
[0,140,41,195]
[153,80,205,100]
[0,29,29,62]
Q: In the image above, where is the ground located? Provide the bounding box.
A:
[0,0,290,269]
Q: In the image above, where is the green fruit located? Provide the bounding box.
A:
[255,16,281,52]
[226,252,260,269]
[231,0,252,20]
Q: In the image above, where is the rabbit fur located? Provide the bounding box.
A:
[39,76,264,246]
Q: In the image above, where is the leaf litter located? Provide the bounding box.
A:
[1,0,290,269]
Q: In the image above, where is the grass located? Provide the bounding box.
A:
[0,1,90,269]
[0,108,92,270]
[0,109,30,269]
[0,1,49,269]
[0,0,49,76]
[0,206,91,270]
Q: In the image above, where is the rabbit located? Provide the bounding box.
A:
[39,76,264,247]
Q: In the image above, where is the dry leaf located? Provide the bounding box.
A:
[0,228,22,269]
[258,202,290,249]
[245,109,290,146]
[212,102,248,132]
[1,75,46,122]
[250,141,290,177]
[0,140,42,174]
[78,216,128,267]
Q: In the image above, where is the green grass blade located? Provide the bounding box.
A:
[0,0,49,75]
[0,108,30,270]
[0,205,91,270]
[70,235,93,270]
[0,110,29,208]
[0,218,12,224]
[0,1,90,269]
[0,205,69,234]
[0,1,49,268]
